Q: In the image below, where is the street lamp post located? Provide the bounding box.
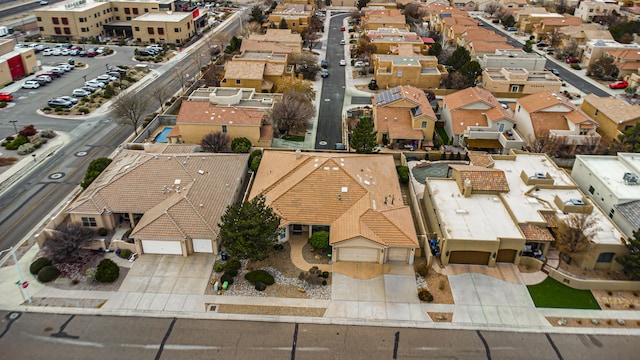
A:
[9,120,18,134]
[0,247,32,304]
[105,63,109,72]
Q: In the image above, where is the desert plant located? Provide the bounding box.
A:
[225,268,238,277]
[213,262,225,272]
[322,271,329,278]
[220,272,235,285]
[95,259,120,283]
[299,266,324,285]
[37,265,60,282]
[418,288,434,302]
[244,269,275,285]
[225,259,242,271]
[39,129,56,138]
[97,227,108,236]
[19,125,37,137]
[396,165,409,184]
[71,279,80,285]
[118,249,132,259]
[231,137,252,153]
[44,222,95,263]
[309,231,330,251]
[255,282,267,291]
[30,257,52,275]
[17,143,35,155]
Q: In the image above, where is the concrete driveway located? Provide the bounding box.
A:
[324,263,427,321]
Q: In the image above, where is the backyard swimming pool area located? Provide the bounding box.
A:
[410,161,468,184]
[154,127,173,143]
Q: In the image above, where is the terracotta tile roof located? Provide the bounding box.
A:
[240,39,299,54]
[461,28,507,42]
[443,87,499,110]
[582,94,640,124]
[249,151,419,248]
[67,150,248,240]
[450,164,510,192]
[373,85,436,138]
[450,109,488,134]
[224,61,265,80]
[469,40,519,54]
[519,224,554,242]
[177,101,265,126]
[540,16,582,27]
[529,112,569,135]
[248,29,302,45]
[541,212,558,228]
[614,61,640,70]
[517,90,573,113]
[444,87,513,134]
[608,49,640,60]
[468,153,494,168]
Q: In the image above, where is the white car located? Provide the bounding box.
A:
[36,75,52,83]
[57,63,73,71]
[59,96,79,105]
[60,49,70,56]
[72,88,91,97]
[340,39,346,45]
[85,80,105,88]
[354,61,365,68]
[39,0,48,5]
[52,48,62,56]
[95,74,115,83]
[42,49,53,56]
[22,80,41,89]
[339,59,347,66]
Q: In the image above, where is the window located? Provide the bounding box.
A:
[126,17,131,21]
[517,105,521,112]
[81,27,88,32]
[279,228,286,240]
[79,17,85,23]
[594,109,599,116]
[37,17,41,21]
[235,79,241,85]
[125,8,130,14]
[597,252,614,263]
[54,27,61,34]
[81,217,97,227]
[64,27,71,34]
[499,123,505,132]
[588,185,595,194]
[145,8,149,13]
[39,26,44,31]
[158,28,164,35]
[174,28,180,32]
[579,128,589,135]
[187,22,190,29]
[52,17,59,24]
[116,16,120,21]
[134,26,139,31]
[510,85,519,92]
[136,38,141,42]
[133,8,139,15]
[222,125,228,133]
[149,38,155,43]
[421,121,427,128]
[147,27,154,34]
[397,70,402,77]
[292,22,295,27]
[113,7,118,11]
[609,208,615,218]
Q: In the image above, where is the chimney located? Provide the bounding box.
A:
[463,178,472,197]
[295,149,301,160]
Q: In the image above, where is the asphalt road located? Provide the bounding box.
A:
[0,0,61,20]
[1,311,638,359]
[315,13,348,150]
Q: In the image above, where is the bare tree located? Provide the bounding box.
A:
[238,21,264,39]
[44,222,96,263]
[527,130,565,155]
[202,132,230,153]
[275,77,316,102]
[111,92,151,136]
[269,91,315,136]
[403,3,426,24]
[149,84,171,112]
[484,2,500,17]
[555,211,601,266]
[173,67,190,91]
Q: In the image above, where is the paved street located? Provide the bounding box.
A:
[1,311,639,359]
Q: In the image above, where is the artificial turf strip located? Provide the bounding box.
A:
[527,277,601,309]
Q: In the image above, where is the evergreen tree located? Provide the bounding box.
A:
[249,5,265,24]
[427,42,442,57]
[357,0,370,10]
[620,124,640,153]
[279,18,288,29]
[446,47,471,72]
[617,230,640,280]
[503,15,515,27]
[219,196,281,261]
[523,40,534,53]
[459,60,482,86]
[350,117,378,154]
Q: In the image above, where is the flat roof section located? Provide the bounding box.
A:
[428,179,523,241]
[577,154,640,201]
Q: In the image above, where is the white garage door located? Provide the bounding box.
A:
[388,248,408,262]
[141,240,182,255]
[337,247,379,263]
[193,239,213,253]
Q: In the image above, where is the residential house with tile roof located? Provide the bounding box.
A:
[267,3,314,34]
[372,85,438,150]
[606,48,640,78]
[221,50,294,93]
[441,87,522,153]
[423,151,627,269]
[363,9,408,31]
[575,0,621,22]
[247,29,303,53]
[372,54,446,89]
[582,39,640,67]
[481,67,562,94]
[249,150,419,264]
[531,16,583,41]
[466,39,520,58]
[514,90,601,151]
[456,27,510,50]
[580,94,640,144]
[65,146,249,256]
[367,28,430,55]
[169,87,279,147]
[572,153,640,239]
[554,23,613,49]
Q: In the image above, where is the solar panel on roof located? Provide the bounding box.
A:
[375,87,403,104]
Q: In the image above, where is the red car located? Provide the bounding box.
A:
[566,57,580,64]
[86,51,97,57]
[0,92,13,101]
[610,80,629,89]
[340,26,346,31]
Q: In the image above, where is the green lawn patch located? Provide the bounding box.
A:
[282,135,305,142]
[436,127,449,145]
[527,277,600,309]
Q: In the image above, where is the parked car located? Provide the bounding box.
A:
[340,26,346,31]
[48,98,73,108]
[57,63,73,71]
[321,59,328,68]
[52,48,62,56]
[38,71,58,79]
[0,92,13,101]
[60,49,70,56]
[34,77,48,86]
[78,50,87,57]
[50,68,65,77]
[536,42,548,48]
[72,88,91,97]
[108,67,126,73]
[96,46,106,54]
[107,71,121,78]
[36,75,52,83]
[69,49,79,56]
[95,74,115,83]
[610,80,629,89]
[506,27,517,31]
[81,86,98,93]
[354,61,365,68]
[340,39,346,45]
[339,59,347,66]
[566,57,580,64]
[320,69,329,78]
[59,96,79,105]
[22,80,40,89]
[85,80,105,88]
[39,0,48,5]
[139,50,153,57]
[550,68,560,76]
[42,49,53,56]
[86,50,98,57]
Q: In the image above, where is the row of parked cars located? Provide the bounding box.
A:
[62,67,127,107]
[17,43,107,57]
[22,63,75,89]
[138,44,164,57]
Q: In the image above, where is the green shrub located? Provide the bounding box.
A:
[225,259,241,271]
[255,282,267,291]
[37,265,60,282]
[248,149,262,164]
[118,249,132,259]
[0,101,6,108]
[78,107,90,114]
[250,155,262,172]
[570,63,581,70]
[273,243,284,251]
[30,257,52,275]
[213,262,225,272]
[220,272,235,285]
[396,165,409,184]
[418,288,434,302]
[81,157,113,188]
[95,259,119,282]
[309,231,330,250]
[231,137,251,153]
[5,136,14,141]
[97,227,108,236]
[322,271,329,278]
[244,270,275,285]
[224,268,238,277]
[5,135,29,150]
[322,280,327,286]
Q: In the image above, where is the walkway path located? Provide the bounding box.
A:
[288,235,331,272]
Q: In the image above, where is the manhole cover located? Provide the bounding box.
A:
[319,141,327,146]
[75,151,88,157]
[7,312,21,320]
[48,172,65,180]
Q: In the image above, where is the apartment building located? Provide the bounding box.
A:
[267,3,313,33]
[373,54,446,89]
[367,28,428,55]
[221,51,294,93]
[481,67,562,94]
[247,29,303,53]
